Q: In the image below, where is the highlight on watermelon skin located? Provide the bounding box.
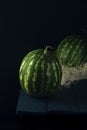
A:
[56,33,87,87]
[57,34,87,67]
[19,45,62,98]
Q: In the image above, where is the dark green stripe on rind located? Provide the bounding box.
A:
[63,38,80,65]
[40,58,47,96]
[19,51,37,90]
[46,61,55,96]
[54,57,62,85]
[57,35,87,67]
[41,58,50,96]
[19,49,43,94]
[31,55,45,96]
[45,60,57,96]
[25,54,42,95]
[57,36,76,65]
[19,54,36,90]
[67,39,83,66]
[50,60,60,94]
[73,42,86,66]
[19,49,43,73]
[19,48,62,97]
[69,39,87,66]
[76,41,87,66]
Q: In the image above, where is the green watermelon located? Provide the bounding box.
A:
[19,46,62,97]
[57,34,87,67]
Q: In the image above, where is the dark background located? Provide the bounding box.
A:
[0,0,87,116]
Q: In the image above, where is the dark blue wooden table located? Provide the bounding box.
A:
[16,79,87,114]
[16,79,87,129]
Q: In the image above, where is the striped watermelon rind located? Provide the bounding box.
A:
[19,46,62,98]
[57,34,87,67]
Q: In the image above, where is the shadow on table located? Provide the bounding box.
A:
[48,79,87,113]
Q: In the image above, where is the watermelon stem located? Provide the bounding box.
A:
[61,63,87,87]
[44,45,54,55]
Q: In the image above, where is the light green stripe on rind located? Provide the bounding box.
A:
[54,59,62,84]
[19,48,62,97]
[73,43,86,66]
[32,55,44,95]
[40,59,46,95]
[52,61,58,84]
[57,35,87,67]
[63,38,79,65]
[25,53,43,95]
[41,60,48,96]
[19,54,36,90]
[28,54,45,97]
[19,49,43,73]
[19,51,36,73]
[57,36,75,64]
[23,60,35,92]
[76,44,87,66]
[57,36,71,57]
[32,59,40,88]
[20,54,38,93]
[67,39,83,66]
[19,49,43,94]
[45,62,52,94]
[51,60,61,93]
[19,56,29,73]
[48,60,59,95]
[69,39,87,66]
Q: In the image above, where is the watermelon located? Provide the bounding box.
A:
[56,34,87,87]
[57,34,87,67]
[19,46,62,97]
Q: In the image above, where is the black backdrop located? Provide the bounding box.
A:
[0,0,87,115]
